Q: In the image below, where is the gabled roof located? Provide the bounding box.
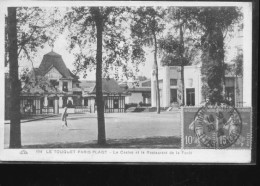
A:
[69,70,80,82]
[96,78,126,94]
[37,51,73,79]
[140,79,151,87]
[128,87,151,93]
[80,80,96,92]
[81,79,127,94]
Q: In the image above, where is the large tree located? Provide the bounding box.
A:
[8,7,21,148]
[130,7,165,113]
[196,7,242,104]
[159,7,200,106]
[6,7,62,67]
[6,7,63,148]
[64,7,141,145]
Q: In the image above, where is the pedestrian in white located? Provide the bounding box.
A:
[61,107,69,129]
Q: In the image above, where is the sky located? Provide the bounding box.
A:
[20,29,242,81]
[4,6,243,81]
[22,35,155,81]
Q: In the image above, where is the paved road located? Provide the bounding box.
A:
[4,112,181,147]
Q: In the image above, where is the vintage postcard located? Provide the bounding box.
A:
[0,1,254,163]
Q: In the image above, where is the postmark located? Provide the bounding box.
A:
[182,104,252,149]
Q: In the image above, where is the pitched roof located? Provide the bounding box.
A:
[99,78,126,94]
[37,51,73,79]
[80,80,96,88]
[68,70,80,82]
[81,79,127,94]
[128,87,151,92]
[140,79,151,87]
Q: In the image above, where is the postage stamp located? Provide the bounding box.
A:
[182,105,252,149]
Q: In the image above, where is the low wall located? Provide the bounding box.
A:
[59,106,91,114]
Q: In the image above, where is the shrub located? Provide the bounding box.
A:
[125,103,138,109]
[67,100,74,108]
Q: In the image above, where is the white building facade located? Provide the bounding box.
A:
[124,79,151,105]
[151,66,243,107]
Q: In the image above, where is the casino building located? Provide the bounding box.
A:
[4,51,128,118]
[151,65,243,108]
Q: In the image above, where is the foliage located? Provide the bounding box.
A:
[5,7,62,67]
[64,6,145,144]
[67,100,73,108]
[130,7,166,113]
[20,66,60,94]
[130,7,165,45]
[196,7,242,104]
[20,67,30,83]
[159,34,200,66]
[22,75,60,94]
[232,52,243,76]
[159,7,201,106]
[64,7,143,81]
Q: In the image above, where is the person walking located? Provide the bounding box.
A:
[61,106,69,129]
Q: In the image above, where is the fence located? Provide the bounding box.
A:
[20,96,43,116]
[42,106,54,114]
[104,96,125,113]
[74,106,91,113]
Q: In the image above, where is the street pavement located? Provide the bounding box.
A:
[4,112,181,147]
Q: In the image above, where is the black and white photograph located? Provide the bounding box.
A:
[0,1,254,163]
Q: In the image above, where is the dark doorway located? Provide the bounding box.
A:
[84,98,88,106]
[186,88,195,106]
[226,87,235,106]
[170,89,177,103]
[48,99,54,107]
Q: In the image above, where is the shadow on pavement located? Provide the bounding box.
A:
[44,116,116,121]
[67,128,89,131]
[68,117,115,120]
[21,136,181,149]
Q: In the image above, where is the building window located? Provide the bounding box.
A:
[170,79,177,86]
[50,79,59,88]
[63,82,68,92]
[114,99,119,109]
[141,81,151,87]
[76,83,80,88]
[186,88,195,106]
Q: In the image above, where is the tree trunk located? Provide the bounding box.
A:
[8,7,21,148]
[94,7,106,145]
[217,27,225,103]
[153,33,160,114]
[180,65,185,105]
[179,23,185,106]
[222,59,226,101]
[218,28,226,101]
